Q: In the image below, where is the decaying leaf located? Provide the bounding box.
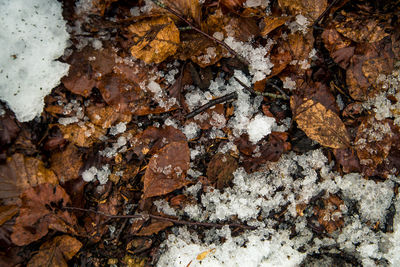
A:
[164,0,201,26]
[129,16,180,64]
[87,105,131,129]
[335,11,390,43]
[314,194,344,233]
[261,16,288,37]
[278,0,327,20]
[0,205,18,226]
[293,98,350,149]
[57,122,106,148]
[50,143,84,183]
[0,154,58,206]
[143,141,190,198]
[355,116,394,176]
[27,235,82,267]
[207,153,238,189]
[136,219,173,236]
[11,184,77,246]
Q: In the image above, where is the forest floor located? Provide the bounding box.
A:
[1,0,400,266]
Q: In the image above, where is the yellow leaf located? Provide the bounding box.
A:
[129,16,180,64]
[196,248,216,261]
[294,98,350,149]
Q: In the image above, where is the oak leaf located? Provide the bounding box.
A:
[11,183,77,246]
[143,141,190,198]
[293,98,350,149]
[27,235,82,267]
[129,16,180,64]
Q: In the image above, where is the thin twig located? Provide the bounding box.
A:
[185,92,237,119]
[234,77,288,100]
[150,0,249,66]
[64,206,256,230]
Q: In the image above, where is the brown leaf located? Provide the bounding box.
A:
[165,0,201,26]
[0,205,18,226]
[11,184,77,246]
[355,116,394,176]
[293,98,350,149]
[0,114,19,146]
[219,0,246,11]
[261,16,288,37]
[207,153,238,189]
[27,235,82,267]
[136,219,173,236]
[50,143,84,183]
[0,154,58,206]
[86,105,131,129]
[335,12,390,43]
[314,194,344,233]
[129,16,180,64]
[333,148,361,173]
[143,141,190,198]
[278,0,327,20]
[57,122,106,148]
[131,126,187,159]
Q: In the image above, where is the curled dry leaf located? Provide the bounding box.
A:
[293,98,350,149]
[11,183,77,246]
[0,154,58,206]
[278,0,327,20]
[27,235,82,267]
[129,16,180,64]
[143,141,190,198]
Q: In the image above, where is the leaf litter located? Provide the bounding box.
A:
[1,0,400,266]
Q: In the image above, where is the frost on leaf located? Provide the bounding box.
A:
[129,16,180,64]
[11,184,77,246]
[143,141,190,198]
[293,98,350,149]
[27,235,82,267]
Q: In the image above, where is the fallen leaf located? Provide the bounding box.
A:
[164,0,201,26]
[335,11,390,43]
[50,143,84,183]
[355,116,394,176]
[0,154,58,206]
[86,105,132,129]
[207,153,238,189]
[0,115,19,146]
[143,141,190,198]
[261,16,288,37]
[57,122,106,148]
[136,219,173,236]
[278,0,327,20]
[196,248,216,261]
[0,205,18,226]
[129,16,180,64]
[131,126,187,160]
[293,98,350,149]
[27,235,82,267]
[219,0,246,11]
[11,184,77,246]
[314,194,344,233]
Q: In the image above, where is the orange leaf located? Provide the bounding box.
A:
[293,98,350,149]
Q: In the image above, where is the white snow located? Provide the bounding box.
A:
[247,114,275,143]
[81,165,111,184]
[0,0,70,122]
